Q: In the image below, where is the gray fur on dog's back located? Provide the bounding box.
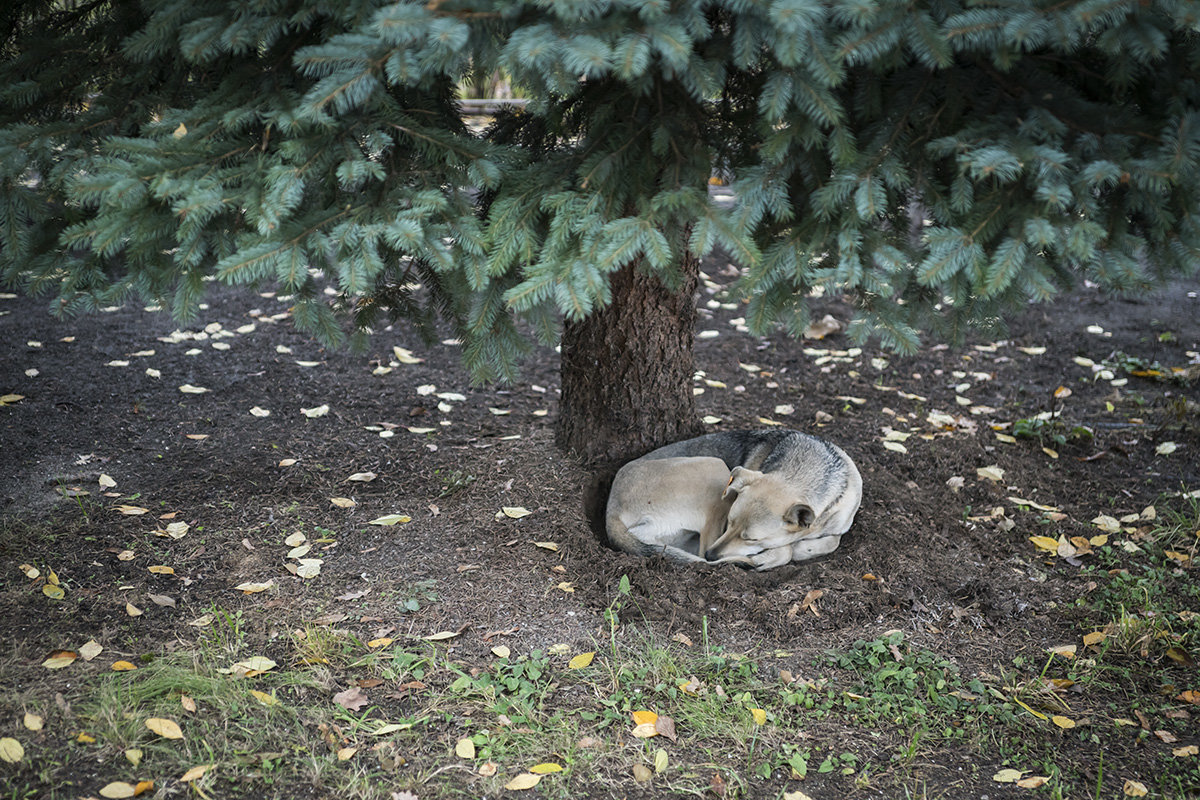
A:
[638,429,861,526]
[641,430,851,477]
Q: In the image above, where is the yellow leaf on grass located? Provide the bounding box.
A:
[368,637,394,648]
[23,713,43,731]
[1090,533,1109,547]
[993,768,1024,783]
[337,747,358,761]
[1083,632,1107,646]
[249,690,279,706]
[347,472,376,482]
[422,630,461,641]
[181,695,196,712]
[330,497,356,508]
[491,645,511,659]
[372,722,415,735]
[568,652,595,669]
[111,661,137,671]
[180,764,214,782]
[1173,745,1199,757]
[654,748,668,773]
[631,710,658,726]
[126,603,143,617]
[42,650,77,669]
[529,763,563,774]
[0,738,24,764]
[148,565,175,575]
[76,733,95,744]
[1017,776,1050,788]
[1123,780,1148,797]
[99,782,137,798]
[1051,715,1075,729]
[750,707,767,725]
[631,722,658,739]
[533,541,558,552]
[1047,644,1077,659]
[1012,698,1047,720]
[455,738,476,759]
[145,717,183,739]
[42,584,65,599]
[505,773,541,790]
[235,656,277,673]
[124,749,142,767]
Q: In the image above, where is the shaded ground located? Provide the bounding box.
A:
[1,265,1198,799]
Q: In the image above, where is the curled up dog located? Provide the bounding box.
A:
[605,430,862,570]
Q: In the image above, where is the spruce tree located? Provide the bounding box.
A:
[3,1,1198,466]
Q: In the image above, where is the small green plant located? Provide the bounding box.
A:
[397,579,439,613]
[435,469,476,498]
[1011,415,1094,448]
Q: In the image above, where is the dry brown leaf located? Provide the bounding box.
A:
[333,687,370,712]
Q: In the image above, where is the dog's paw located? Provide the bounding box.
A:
[749,547,793,571]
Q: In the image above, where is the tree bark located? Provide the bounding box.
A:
[556,252,704,466]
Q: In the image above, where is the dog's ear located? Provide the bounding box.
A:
[723,466,761,499]
[784,503,816,528]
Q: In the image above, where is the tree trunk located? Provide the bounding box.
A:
[556,252,704,466]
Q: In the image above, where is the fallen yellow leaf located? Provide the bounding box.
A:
[1029,535,1060,553]
[568,652,594,670]
[0,738,24,764]
[529,762,563,774]
[145,717,183,739]
[750,707,767,725]
[111,660,137,671]
[455,738,476,759]
[42,650,77,669]
[1123,779,1148,797]
[504,772,541,790]
[631,710,658,726]
[993,768,1024,783]
[179,764,214,782]
[1051,715,1075,729]
[1017,776,1050,788]
[98,782,137,798]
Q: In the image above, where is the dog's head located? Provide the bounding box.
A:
[705,466,816,562]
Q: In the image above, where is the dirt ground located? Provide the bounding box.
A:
[1,262,1198,797]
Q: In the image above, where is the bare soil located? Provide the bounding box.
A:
[1,263,1198,798]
